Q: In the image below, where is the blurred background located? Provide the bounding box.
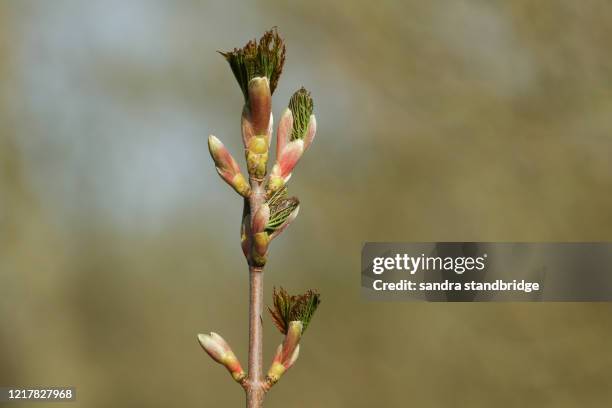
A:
[1,0,611,407]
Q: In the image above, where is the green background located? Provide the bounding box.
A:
[1,1,611,406]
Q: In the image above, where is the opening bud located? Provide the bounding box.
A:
[268,287,321,335]
[197,332,245,382]
[220,28,286,101]
[264,188,300,240]
[304,115,317,151]
[288,87,314,142]
[277,140,304,181]
[267,344,300,385]
[280,321,303,363]
[276,108,293,162]
[208,135,251,197]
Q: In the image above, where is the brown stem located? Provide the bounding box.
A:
[244,180,267,407]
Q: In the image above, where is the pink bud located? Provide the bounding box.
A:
[276,109,293,162]
[278,140,304,180]
[266,343,300,385]
[208,135,250,197]
[198,332,229,364]
[269,341,300,369]
[303,115,317,151]
[198,332,245,382]
[208,135,240,177]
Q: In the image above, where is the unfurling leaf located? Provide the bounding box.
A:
[220,28,286,101]
[265,187,299,234]
[268,287,321,335]
[288,87,314,141]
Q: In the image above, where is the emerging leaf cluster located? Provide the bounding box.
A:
[288,87,313,141]
[268,287,321,335]
[265,187,299,233]
[220,28,286,101]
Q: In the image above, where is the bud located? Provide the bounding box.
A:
[303,115,317,151]
[264,269,319,388]
[208,135,251,197]
[266,166,285,194]
[266,89,315,194]
[248,77,272,135]
[246,149,268,179]
[265,190,300,240]
[276,140,304,180]
[251,231,269,267]
[269,203,299,240]
[229,173,250,196]
[276,108,293,162]
[247,135,269,155]
[268,287,321,335]
[198,333,224,363]
[246,130,270,179]
[288,87,314,142]
[267,347,285,385]
[267,344,300,385]
[280,321,303,363]
[220,29,286,101]
[197,332,245,382]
